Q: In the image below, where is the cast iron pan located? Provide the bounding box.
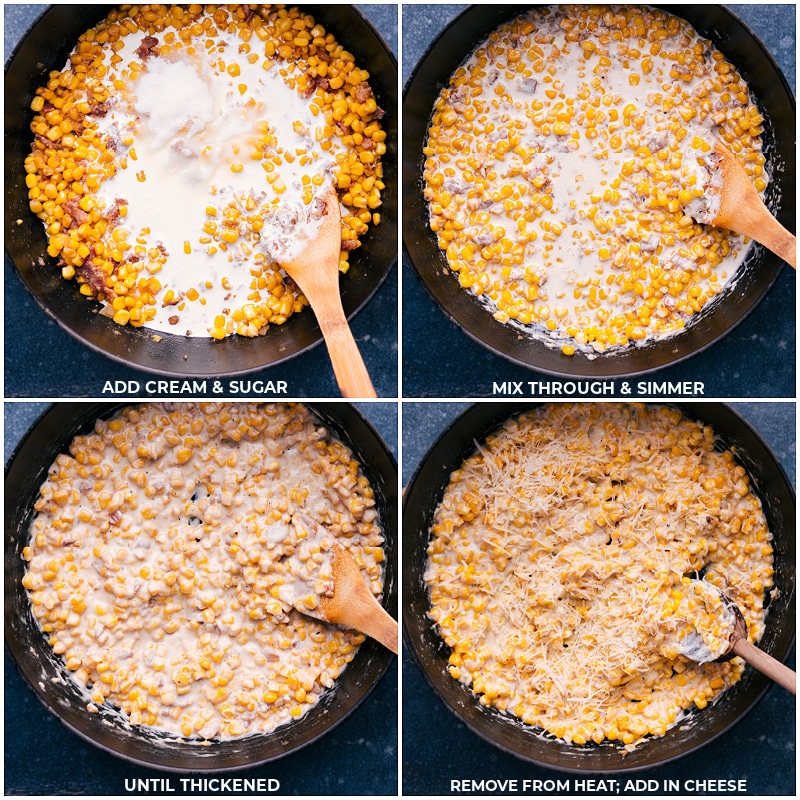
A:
[5,402,397,772]
[402,402,795,772]
[402,5,795,378]
[5,5,397,378]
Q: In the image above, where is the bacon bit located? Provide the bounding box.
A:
[302,75,329,97]
[104,133,122,152]
[88,101,111,117]
[341,239,360,251]
[162,291,184,307]
[353,82,373,104]
[64,198,89,226]
[78,258,114,298]
[136,35,159,61]
[168,315,180,325]
[106,198,128,225]
[300,79,315,99]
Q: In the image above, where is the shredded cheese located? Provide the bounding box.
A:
[425,403,773,748]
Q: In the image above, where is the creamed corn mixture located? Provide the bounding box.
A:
[425,403,773,748]
[423,6,767,355]
[22,402,385,740]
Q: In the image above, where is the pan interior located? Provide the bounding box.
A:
[401,4,794,379]
[402,402,795,773]
[5,402,397,771]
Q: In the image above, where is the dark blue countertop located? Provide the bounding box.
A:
[4,400,398,795]
[401,4,796,398]
[4,4,398,399]
[401,401,795,795]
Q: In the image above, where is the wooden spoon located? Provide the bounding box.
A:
[715,591,795,694]
[294,515,398,654]
[277,186,377,397]
[678,585,795,695]
[709,141,795,269]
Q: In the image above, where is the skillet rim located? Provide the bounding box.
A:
[401,3,795,380]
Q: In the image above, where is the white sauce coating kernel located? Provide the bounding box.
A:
[425,403,773,748]
[423,6,768,356]
[669,580,738,664]
[22,402,385,740]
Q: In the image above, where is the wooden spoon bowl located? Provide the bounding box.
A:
[714,590,796,694]
[677,581,796,694]
[711,141,796,269]
[295,514,398,654]
[278,187,377,397]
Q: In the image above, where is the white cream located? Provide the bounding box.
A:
[92,21,335,336]
[425,6,767,355]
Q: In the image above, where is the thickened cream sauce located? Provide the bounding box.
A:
[23,403,384,740]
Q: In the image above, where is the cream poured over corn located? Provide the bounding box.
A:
[22,403,385,740]
[26,5,386,339]
[423,6,768,355]
[425,403,773,748]
[93,26,333,337]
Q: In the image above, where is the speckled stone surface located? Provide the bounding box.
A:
[4,5,398,399]
[402,4,796,398]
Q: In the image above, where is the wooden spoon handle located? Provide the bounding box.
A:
[737,204,796,269]
[733,638,796,694]
[346,586,398,654]
[312,292,376,398]
[362,604,399,655]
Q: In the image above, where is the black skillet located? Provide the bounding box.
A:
[402,5,795,378]
[5,5,397,378]
[5,402,397,771]
[403,401,795,772]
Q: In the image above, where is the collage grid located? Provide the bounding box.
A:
[3,3,796,797]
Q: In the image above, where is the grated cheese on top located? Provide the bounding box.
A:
[425,403,774,748]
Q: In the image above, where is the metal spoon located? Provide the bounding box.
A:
[678,584,795,695]
[705,141,795,269]
[292,515,397,654]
